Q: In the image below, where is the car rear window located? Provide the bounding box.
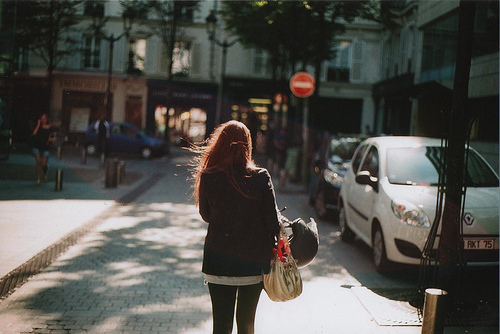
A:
[387,146,499,187]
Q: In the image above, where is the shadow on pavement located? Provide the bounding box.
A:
[0,151,143,201]
[316,216,499,327]
[13,174,213,333]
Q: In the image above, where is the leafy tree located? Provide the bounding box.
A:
[15,0,82,112]
[221,1,379,183]
[221,1,377,95]
[0,1,18,74]
[135,0,199,147]
[140,0,199,80]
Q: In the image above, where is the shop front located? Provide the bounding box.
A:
[53,75,147,144]
[372,73,415,136]
[8,76,50,142]
[223,77,291,154]
[146,80,217,146]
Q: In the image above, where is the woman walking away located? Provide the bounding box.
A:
[192,120,281,334]
[32,114,56,185]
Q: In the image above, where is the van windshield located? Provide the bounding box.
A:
[387,147,499,187]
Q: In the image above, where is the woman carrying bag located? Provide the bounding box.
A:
[192,120,281,334]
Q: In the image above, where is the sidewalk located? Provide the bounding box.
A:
[0,145,148,280]
[0,146,497,334]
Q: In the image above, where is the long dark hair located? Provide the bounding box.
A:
[192,120,257,205]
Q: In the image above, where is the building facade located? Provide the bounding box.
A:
[373,0,498,169]
[0,0,383,148]
[1,0,497,167]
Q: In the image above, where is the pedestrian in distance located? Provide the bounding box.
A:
[191,120,281,334]
[273,126,288,188]
[32,114,57,185]
[94,115,110,157]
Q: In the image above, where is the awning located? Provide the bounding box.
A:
[373,76,452,107]
[405,81,452,101]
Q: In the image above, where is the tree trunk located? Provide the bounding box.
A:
[438,0,476,292]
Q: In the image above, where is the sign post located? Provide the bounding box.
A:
[289,72,315,186]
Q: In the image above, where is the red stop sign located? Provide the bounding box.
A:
[290,72,315,98]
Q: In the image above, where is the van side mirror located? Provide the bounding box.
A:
[355,171,379,192]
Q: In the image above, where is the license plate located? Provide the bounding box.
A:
[463,239,496,250]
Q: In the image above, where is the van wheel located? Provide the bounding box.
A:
[339,205,355,242]
[141,147,152,159]
[373,225,391,273]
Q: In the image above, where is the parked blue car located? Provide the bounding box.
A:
[85,122,166,159]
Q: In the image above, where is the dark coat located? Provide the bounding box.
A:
[199,167,280,277]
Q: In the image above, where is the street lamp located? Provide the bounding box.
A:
[205,10,237,126]
[90,5,134,120]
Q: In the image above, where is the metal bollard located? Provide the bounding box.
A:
[57,146,62,160]
[117,161,125,184]
[81,147,87,164]
[421,288,448,334]
[105,158,118,188]
[55,169,63,191]
[100,153,106,168]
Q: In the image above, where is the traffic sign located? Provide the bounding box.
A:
[273,93,288,105]
[290,72,315,98]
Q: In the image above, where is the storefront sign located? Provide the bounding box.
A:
[151,90,212,101]
[60,79,115,92]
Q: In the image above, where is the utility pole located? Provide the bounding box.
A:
[438,0,476,292]
[205,9,237,126]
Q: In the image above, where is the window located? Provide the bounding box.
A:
[190,43,201,75]
[84,2,104,17]
[179,3,195,23]
[15,47,29,72]
[327,41,351,82]
[472,1,499,57]
[128,38,146,73]
[159,41,191,76]
[387,147,498,187]
[172,41,191,77]
[252,49,271,76]
[361,146,379,178]
[352,144,368,173]
[421,11,459,81]
[400,26,410,74]
[121,124,138,138]
[83,36,101,69]
[351,40,364,82]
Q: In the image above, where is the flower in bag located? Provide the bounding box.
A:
[264,231,303,302]
[274,237,291,263]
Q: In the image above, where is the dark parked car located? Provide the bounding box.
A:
[85,122,166,159]
[311,134,367,220]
